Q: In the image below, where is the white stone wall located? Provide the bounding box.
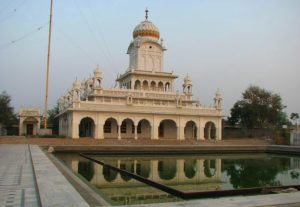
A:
[290,131,300,146]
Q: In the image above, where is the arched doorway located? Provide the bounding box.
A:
[23,117,39,135]
[120,118,134,139]
[159,119,177,139]
[137,119,151,139]
[103,118,118,139]
[79,117,95,138]
[204,121,216,139]
[184,121,197,140]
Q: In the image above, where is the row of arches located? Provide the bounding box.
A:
[133,80,172,92]
[77,159,218,183]
[79,117,216,140]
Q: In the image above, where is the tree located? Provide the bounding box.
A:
[290,112,299,129]
[228,86,288,129]
[47,104,59,134]
[0,91,17,127]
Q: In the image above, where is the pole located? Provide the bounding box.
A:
[43,0,53,129]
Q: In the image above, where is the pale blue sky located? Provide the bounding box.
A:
[0,0,299,117]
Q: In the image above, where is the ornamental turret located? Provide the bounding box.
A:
[72,80,81,101]
[183,74,193,94]
[93,65,102,88]
[214,89,222,109]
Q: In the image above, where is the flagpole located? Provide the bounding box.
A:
[44,0,53,129]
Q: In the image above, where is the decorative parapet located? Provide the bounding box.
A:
[19,108,40,117]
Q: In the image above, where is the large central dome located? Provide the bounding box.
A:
[132,10,160,40]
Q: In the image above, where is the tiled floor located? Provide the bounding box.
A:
[0,145,40,207]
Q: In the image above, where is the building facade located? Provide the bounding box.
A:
[19,108,41,136]
[58,11,223,140]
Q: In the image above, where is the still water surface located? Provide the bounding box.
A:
[56,153,300,206]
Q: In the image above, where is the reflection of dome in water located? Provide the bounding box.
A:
[132,9,160,40]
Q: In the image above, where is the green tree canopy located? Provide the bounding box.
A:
[47,104,59,134]
[228,86,288,128]
[290,113,299,131]
[0,91,17,127]
[290,113,299,124]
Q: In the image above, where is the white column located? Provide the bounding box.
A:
[153,124,158,140]
[118,125,121,140]
[179,126,185,140]
[134,124,137,140]
[72,123,79,139]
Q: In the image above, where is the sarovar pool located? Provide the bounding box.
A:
[56,153,300,206]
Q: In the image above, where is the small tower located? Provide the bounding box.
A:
[85,78,93,94]
[183,74,193,94]
[93,65,103,88]
[72,80,81,101]
[214,89,222,109]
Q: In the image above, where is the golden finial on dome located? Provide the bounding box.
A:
[145,8,149,20]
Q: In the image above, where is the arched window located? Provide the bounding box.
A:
[142,80,149,90]
[150,81,156,91]
[165,82,171,92]
[158,82,164,91]
[134,80,141,90]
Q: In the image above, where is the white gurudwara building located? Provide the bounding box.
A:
[57,11,223,140]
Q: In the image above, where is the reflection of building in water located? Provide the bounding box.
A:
[291,157,300,169]
[70,158,222,201]
[57,10,223,140]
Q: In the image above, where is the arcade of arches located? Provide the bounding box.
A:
[76,115,221,140]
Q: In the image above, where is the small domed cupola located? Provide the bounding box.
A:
[94,65,102,78]
[72,79,81,90]
[93,65,103,88]
[183,74,193,94]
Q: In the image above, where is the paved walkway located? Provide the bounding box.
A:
[0,145,40,207]
[0,144,89,207]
